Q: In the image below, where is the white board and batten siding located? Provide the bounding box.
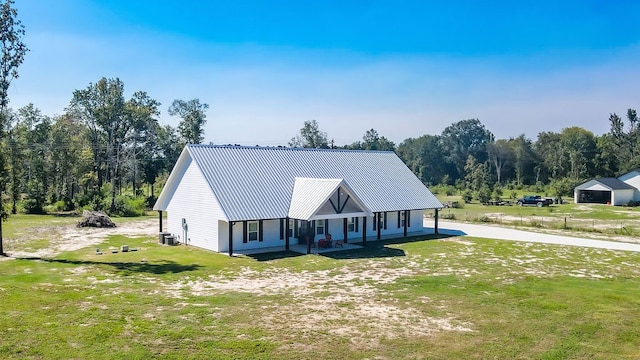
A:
[618,171,640,201]
[220,218,285,252]
[165,159,224,252]
[612,189,635,206]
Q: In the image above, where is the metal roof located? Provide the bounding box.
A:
[593,177,637,190]
[158,145,444,221]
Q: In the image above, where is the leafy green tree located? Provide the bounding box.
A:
[361,128,395,151]
[168,98,208,145]
[487,139,514,185]
[289,120,329,148]
[508,134,536,186]
[535,131,564,181]
[463,155,492,194]
[0,0,28,254]
[49,114,92,209]
[560,126,597,181]
[594,134,619,177]
[440,119,494,180]
[140,124,181,199]
[6,108,25,213]
[125,91,161,195]
[608,109,640,172]
[18,104,51,214]
[68,77,161,213]
[397,134,448,185]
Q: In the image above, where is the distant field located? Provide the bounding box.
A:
[1,215,640,359]
[432,195,640,240]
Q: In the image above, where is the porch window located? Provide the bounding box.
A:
[288,219,295,237]
[248,221,259,241]
[316,220,325,235]
[347,217,356,232]
[400,211,406,227]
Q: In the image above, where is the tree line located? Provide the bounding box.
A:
[290,114,640,203]
[4,78,209,215]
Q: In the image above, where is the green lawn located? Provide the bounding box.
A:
[434,195,640,237]
[1,215,640,359]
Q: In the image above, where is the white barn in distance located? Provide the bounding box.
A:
[153,145,444,255]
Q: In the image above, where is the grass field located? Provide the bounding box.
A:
[1,215,640,359]
[433,195,640,239]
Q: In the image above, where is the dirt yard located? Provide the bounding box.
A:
[5,217,158,259]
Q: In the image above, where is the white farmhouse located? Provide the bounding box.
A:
[153,145,444,255]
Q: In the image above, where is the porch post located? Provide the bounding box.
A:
[403,210,408,237]
[285,217,290,251]
[306,221,312,254]
[343,218,348,244]
[228,221,234,256]
[376,212,381,240]
[434,209,439,234]
[362,217,367,246]
[158,210,163,232]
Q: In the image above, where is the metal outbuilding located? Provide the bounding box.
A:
[574,177,636,205]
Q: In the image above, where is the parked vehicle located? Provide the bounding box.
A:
[516,195,553,207]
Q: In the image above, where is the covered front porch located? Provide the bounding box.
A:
[230,229,429,256]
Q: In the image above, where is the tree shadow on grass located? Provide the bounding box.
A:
[17,257,201,275]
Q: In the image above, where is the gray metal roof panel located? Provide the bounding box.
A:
[187,145,444,221]
[594,177,637,190]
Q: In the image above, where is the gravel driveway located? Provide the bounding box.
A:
[433,220,640,253]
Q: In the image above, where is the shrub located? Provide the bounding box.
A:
[476,186,492,204]
[492,186,503,202]
[451,201,463,209]
[529,219,542,227]
[111,195,147,217]
[462,190,473,203]
[625,200,640,207]
[146,195,157,208]
[441,213,456,220]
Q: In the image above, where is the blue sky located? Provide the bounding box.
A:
[10,0,640,145]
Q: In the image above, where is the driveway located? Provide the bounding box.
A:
[432,220,640,253]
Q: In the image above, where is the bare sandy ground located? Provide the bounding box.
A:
[5,218,158,259]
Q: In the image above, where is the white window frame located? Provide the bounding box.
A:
[248,221,259,241]
[347,217,355,232]
[288,219,295,238]
[400,211,406,227]
[316,221,325,235]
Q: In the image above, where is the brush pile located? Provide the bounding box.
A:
[77,210,117,228]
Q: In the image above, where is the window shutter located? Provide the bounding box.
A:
[242,221,248,243]
[324,219,329,235]
[258,220,264,242]
[383,212,387,229]
[279,218,284,240]
[397,211,401,228]
[355,217,359,232]
[373,213,377,231]
[407,211,411,227]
